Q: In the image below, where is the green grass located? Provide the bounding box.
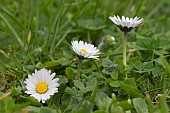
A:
[1,0,170,113]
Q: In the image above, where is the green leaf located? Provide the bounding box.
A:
[102,57,114,68]
[39,107,56,113]
[44,61,60,67]
[74,80,85,92]
[95,92,112,111]
[93,109,107,113]
[36,62,44,68]
[65,67,76,79]
[61,93,77,112]
[134,61,154,73]
[110,81,121,88]
[117,100,134,111]
[20,96,42,107]
[64,87,76,96]
[74,101,93,113]
[50,104,62,113]
[23,106,39,113]
[58,78,68,85]
[102,66,117,75]
[121,78,143,98]
[133,98,149,113]
[159,94,169,113]
[154,50,169,55]
[81,74,88,80]
[34,47,43,52]
[111,70,118,80]
[151,67,164,77]
[23,65,36,74]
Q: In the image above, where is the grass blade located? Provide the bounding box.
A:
[0,6,25,30]
[0,13,23,46]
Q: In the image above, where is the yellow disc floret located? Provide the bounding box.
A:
[36,82,48,94]
[80,48,88,54]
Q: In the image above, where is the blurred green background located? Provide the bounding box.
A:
[1,0,170,58]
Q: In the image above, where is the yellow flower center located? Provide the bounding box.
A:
[36,82,48,94]
[80,49,88,54]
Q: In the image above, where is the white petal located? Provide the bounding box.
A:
[133,17,138,22]
[88,56,99,60]
[48,78,60,88]
[44,93,50,99]
[46,88,58,95]
[28,74,37,84]
[26,85,36,91]
[41,94,48,101]
[109,16,117,25]
[122,16,126,26]
[117,15,121,23]
[42,99,45,103]
[25,90,36,94]
[25,79,35,88]
[49,83,60,89]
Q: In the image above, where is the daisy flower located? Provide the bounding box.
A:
[71,40,100,60]
[109,15,143,33]
[24,68,60,103]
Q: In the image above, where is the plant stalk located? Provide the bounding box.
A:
[123,32,127,66]
[76,57,82,79]
[92,59,106,80]
[123,32,127,78]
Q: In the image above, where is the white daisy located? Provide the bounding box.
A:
[71,40,100,60]
[24,68,60,103]
[109,15,143,32]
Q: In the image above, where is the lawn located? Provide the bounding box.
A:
[0,0,170,113]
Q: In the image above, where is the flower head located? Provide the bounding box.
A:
[24,68,60,103]
[71,40,100,60]
[109,15,143,33]
[103,35,116,46]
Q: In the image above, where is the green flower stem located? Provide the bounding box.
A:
[159,57,169,113]
[92,60,101,74]
[123,32,127,78]
[92,59,106,80]
[76,57,82,79]
[123,32,127,66]
[160,55,170,95]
